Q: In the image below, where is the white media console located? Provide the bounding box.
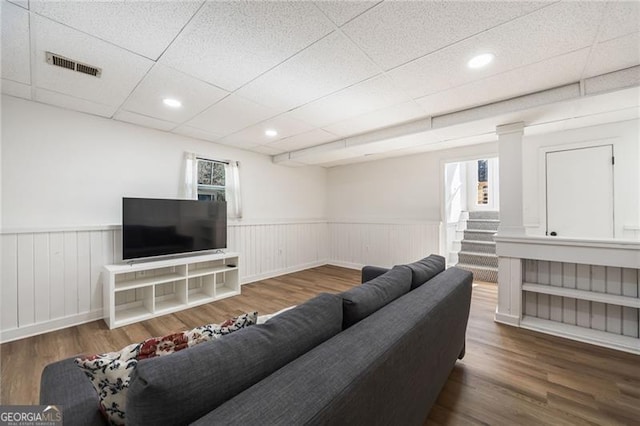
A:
[103,252,240,329]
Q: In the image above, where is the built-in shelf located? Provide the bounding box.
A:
[522,283,640,309]
[114,304,153,327]
[115,272,184,291]
[188,290,213,306]
[104,252,240,329]
[495,235,639,356]
[189,265,238,278]
[521,316,640,355]
[216,285,239,299]
[155,298,187,315]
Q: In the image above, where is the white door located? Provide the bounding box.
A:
[546,145,614,239]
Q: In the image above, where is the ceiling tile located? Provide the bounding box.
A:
[34,88,117,117]
[217,113,315,148]
[251,145,287,156]
[32,15,154,110]
[2,1,30,84]
[2,79,31,100]
[6,0,27,9]
[388,1,604,100]
[323,101,428,137]
[416,48,590,117]
[113,110,177,132]
[30,0,202,60]
[120,64,229,124]
[185,94,279,137]
[159,1,334,91]
[172,125,223,143]
[598,1,640,42]
[265,128,338,152]
[236,31,380,112]
[342,1,552,70]
[584,32,640,78]
[287,75,411,128]
[313,1,380,26]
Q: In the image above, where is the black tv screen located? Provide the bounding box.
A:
[122,198,227,260]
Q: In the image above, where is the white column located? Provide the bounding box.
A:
[496,122,526,236]
[495,122,525,326]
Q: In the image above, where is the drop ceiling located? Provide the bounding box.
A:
[1,0,639,167]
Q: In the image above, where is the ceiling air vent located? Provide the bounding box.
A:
[46,52,102,78]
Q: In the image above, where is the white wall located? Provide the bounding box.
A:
[522,119,640,240]
[1,96,326,230]
[327,142,498,222]
[1,95,330,342]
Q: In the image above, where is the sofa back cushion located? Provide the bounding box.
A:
[126,293,343,426]
[404,254,446,289]
[341,265,411,329]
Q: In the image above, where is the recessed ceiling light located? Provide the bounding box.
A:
[162,98,182,108]
[265,129,278,137]
[467,53,494,69]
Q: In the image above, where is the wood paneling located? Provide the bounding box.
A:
[328,221,440,268]
[522,260,640,341]
[2,267,638,426]
[0,221,334,342]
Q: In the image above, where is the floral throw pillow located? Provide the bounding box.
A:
[75,312,257,425]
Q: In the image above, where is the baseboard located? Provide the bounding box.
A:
[325,260,363,270]
[0,310,104,344]
[494,309,521,326]
[240,260,330,285]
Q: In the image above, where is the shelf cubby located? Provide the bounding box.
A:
[104,252,240,329]
[113,286,154,327]
[215,269,240,299]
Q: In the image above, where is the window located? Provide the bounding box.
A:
[477,159,489,205]
[182,152,242,218]
[197,158,226,201]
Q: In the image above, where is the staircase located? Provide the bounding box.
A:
[456,211,499,283]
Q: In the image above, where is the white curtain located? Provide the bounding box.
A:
[225,161,242,219]
[181,152,198,200]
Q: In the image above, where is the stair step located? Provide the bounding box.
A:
[468,211,500,220]
[461,241,496,254]
[455,263,498,283]
[458,252,498,268]
[463,230,496,242]
[466,220,500,231]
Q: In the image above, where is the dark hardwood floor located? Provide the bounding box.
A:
[1,265,638,425]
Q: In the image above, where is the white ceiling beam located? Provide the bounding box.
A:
[273,66,640,166]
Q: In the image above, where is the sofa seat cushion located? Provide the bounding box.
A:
[75,312,257,425]
[126,293,343,426]
[405,254,446,289]
[341,265,411,329]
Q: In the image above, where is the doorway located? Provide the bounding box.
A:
[443,157,499,278]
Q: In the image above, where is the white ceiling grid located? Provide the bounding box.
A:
[0,0,638,167]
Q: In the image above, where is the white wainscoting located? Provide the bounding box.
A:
[1,220,442,342]
[327,221,441,270]
[0,220,329,343]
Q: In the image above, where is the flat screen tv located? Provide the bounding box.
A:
[122,197,227,260]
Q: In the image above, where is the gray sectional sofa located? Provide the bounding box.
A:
[40,255,473,425]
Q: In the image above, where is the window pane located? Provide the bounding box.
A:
[477,160,488,205]
[197,188,226,202]
[212,162,225,186]
[198,160,212,185]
